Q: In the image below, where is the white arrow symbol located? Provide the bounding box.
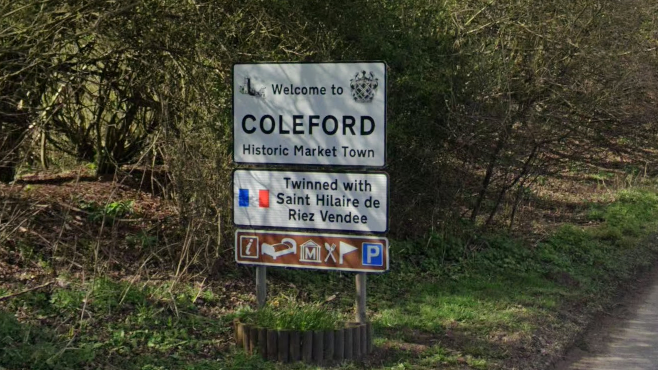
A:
[339,242,357,264]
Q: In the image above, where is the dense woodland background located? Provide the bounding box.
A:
[1,0,658,279]
[2,1,658,369]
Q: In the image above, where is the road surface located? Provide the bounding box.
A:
[556,269,658,370]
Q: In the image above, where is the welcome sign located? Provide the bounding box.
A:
[233,62,387,167]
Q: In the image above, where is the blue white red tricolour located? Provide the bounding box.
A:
[238,189,270,208]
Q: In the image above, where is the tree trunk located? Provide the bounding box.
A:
[40,129,48,170]
[470,130,507,222]
[0,121,24,183]
[484,144,539,227]
[0,166,16,183]
[95,150,117,176]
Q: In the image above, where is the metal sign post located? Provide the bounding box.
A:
[256,266,267,308]
[356,273,367,323]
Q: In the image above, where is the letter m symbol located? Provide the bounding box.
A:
[300,242,321,263]
[305,248,317,260]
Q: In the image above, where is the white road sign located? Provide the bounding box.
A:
[233,169,389,232]
[233,62,387,167]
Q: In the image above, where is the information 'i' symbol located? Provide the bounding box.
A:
[245,239,253,255]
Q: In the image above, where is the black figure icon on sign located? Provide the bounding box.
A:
[239,77,266,98]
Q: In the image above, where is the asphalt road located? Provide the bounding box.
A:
[556,271,658,370]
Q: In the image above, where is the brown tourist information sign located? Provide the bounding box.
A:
[235,230,389,273]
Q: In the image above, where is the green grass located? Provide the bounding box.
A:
[0,278,249,370]
[2,188,658,369]
[0,311,96,370]
[79,199,136,222]
[359,188,658,369]
[237,303,345,331]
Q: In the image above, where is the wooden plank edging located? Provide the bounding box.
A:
[302,330,314,363]
[258,328,267,358]
[278,330,290,363]
[266,329,278,361]
[233,321,373,364]
[289,330,301,362]
[334,328,345,361]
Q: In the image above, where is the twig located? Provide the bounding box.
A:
[0,281,53,302]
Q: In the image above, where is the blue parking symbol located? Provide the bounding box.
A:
[362,243,383,266]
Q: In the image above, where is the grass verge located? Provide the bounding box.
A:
[1,188,658,369]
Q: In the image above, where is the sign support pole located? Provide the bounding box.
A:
[356,272,367,323]
[256,266,267,308]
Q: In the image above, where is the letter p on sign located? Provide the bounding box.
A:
[362,243,383,266]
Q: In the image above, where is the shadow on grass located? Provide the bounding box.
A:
[364,270,579,369]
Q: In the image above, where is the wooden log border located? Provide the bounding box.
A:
[233,321,374,364]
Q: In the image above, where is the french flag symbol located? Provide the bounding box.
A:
[239,189,269,208]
